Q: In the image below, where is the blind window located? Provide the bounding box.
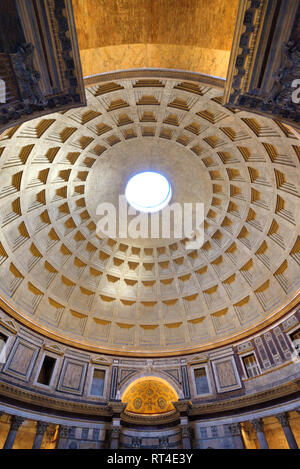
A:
[91,369,105,396]
[194,367,210,394]
[37,355,56,386]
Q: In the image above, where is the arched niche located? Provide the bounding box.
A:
[118,369,184,401]
[121,376,179,415]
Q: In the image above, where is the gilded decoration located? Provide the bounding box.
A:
[122,377,178,415]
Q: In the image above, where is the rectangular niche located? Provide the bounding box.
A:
[193,366,212,396]
[211,355,242,393]
[0,331,8,364]
[57,357,88,395]
[90,369,106,397]
[3,337,39,381]
[36,355,57,387]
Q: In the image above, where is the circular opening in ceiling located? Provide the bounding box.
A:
[125,171,172,213]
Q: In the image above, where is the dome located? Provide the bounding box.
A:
[0,77,299,357]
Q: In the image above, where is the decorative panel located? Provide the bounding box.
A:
[2,337,39,381]
[56,357,88,395]
[211,355,242,393]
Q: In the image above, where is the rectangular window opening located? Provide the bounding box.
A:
[242,354,260,378]
[0,332,7,354]
[91,369,106,397]
[194,367,210,395]
[290,328,300,342]
[37,355,56,386]
[290,328,300,355]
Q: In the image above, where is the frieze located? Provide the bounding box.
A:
[237,341,254,354]
[0,381,111,417]
[282,315,299,332]
[189,379,300,415]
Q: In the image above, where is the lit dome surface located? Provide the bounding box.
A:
[125,171,172,213]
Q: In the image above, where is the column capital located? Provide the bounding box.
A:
[58,425,70,439]
[251,418,264,432]
[228,422,241,436]
[36,421,49,436]
[10,415,25,431]
[276,412,290,427]
[45,428,56,440]
[173,400,192,416]
[108,401,127,417]
[251,418,269,449]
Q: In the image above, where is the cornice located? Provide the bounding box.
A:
[83,68,226,89]
[121,409,179,426]
[189,379,300,416]
[0,381,111,418]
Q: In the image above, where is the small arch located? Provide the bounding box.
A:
[121,376,179,415]
[118,369,184,400]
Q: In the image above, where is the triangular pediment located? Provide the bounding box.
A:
[0,315,18,334]
[188,353,209,364]
[90,355,111,365]
[43,342,65,355]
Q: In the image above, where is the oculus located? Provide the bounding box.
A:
[125,171,172,213]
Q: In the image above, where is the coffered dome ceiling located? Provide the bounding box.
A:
[0,77,299,356]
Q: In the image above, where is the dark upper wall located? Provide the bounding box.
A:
[0,0,25,53]
[0,0,86,134]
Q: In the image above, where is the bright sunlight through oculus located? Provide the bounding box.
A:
[125,171,172,213]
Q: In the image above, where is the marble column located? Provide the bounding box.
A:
[173,401,192,449]
[32,421,49,449]
[3,415,25,449]
[251,419,269,449]
[108,401,126,450]
[276,413,298,450]
[228,423,245,449]
[57,425,70,449]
